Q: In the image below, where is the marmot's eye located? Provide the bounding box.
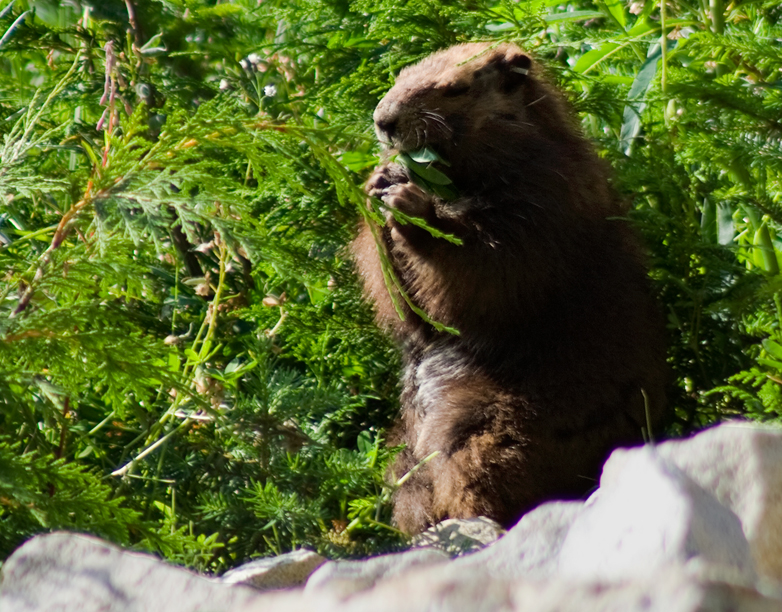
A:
[442,84,470,97]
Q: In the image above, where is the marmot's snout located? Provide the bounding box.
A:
[373,99,403,147]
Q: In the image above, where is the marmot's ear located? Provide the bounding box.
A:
[497,51,532,93]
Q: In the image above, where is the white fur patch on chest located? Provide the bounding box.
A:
[415,345,472,407]
[408,343,474,455]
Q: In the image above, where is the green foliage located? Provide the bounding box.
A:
[0,438,141,556]
[1,0,782,572]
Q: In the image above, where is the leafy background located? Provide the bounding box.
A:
[1,0,781,572]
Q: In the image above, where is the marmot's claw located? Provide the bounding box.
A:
[366,163,409,198]
[367,176,391,198]
[368,185,388,199]
[382,183,431,218]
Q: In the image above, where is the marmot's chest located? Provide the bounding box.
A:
[402,342,483,456]
[406,342,473,413]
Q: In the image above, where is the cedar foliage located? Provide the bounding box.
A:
[1,0,781,571]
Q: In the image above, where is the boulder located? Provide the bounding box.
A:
[6,533,780,612]
[304,548,450,596]
[634,421,782,582]
[220,549,326,590]
[335,563,781,612]
[412,516,505,557]
[0,532,299,612]
[454,501,583,579]
[559,446,755,581]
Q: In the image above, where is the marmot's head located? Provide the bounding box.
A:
[374,43,613,212]
[374,43,566,161]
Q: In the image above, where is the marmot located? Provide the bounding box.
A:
[352,43,667,534]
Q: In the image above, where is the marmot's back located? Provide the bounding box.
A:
[353,43,667,534]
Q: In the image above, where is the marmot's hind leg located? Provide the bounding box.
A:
[390,446,435,534]
[429,429,534,528]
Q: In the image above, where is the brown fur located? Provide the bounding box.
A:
[353,43,667,534]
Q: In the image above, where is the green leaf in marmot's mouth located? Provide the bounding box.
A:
[407,147,450,166]
[396,147,458,200]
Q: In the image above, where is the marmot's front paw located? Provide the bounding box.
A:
[366,163,409,198]
[382,182,432,219]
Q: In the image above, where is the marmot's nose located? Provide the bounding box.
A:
[373,99,400,142]
[375,117,396,138]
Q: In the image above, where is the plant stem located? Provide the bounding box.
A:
[660,0,667,93]
[710,0,727,77]
[112,417,193,477]
[709,0,724,34]
[12,184,95,317]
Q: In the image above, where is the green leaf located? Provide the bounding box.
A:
[758,358,782,370]
[619,44,663,155]
[601,75,634,85]
[306,280,330,305]
[599,0,627,28]
[626,19,656,37]
[224,358,242,375]
[573,43,620,74]
[397,152,453,185]
[701,197,716,244]
[168,352,181,372]
[762,339,782,362]
[544,10,604,22]
[0,11,30,50]
[340,151,378,172]
[753,223,780,275]
[407,147,450,167]
[717,203,736,246]
[486,22,516,32]
[356,430,373,454]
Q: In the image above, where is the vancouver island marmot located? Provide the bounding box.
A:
[352,43,667,534]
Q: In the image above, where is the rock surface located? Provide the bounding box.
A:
[559,447,756,582]
[305,548,450,596]
[3,421,782,611]
[341,564,782,612]
[627,421,782,582]
[0,532,300,612]
[221,549,326,590]
[411,516,505,557]
[454,501,582,580]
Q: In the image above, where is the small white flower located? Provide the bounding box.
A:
[263,84,277,97]
[248,52,260,65]
[240,59,250,70]
[219,78,230,90]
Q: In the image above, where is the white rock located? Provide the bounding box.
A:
[558,446,755,582]
[412,517,505,557]
[0,532,320,612]
[454,502,583,579]
[3,530,781,612]
[337,564,782,612]
[633,421,782,582]
[305,548,450,596]
[507,569,782,612]
[220,549,325,590]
